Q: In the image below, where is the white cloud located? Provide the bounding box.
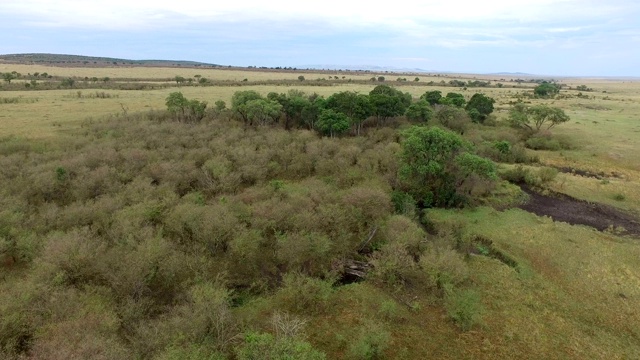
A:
[1,0,639,76]
[0,0,633,30]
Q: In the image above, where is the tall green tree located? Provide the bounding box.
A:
[399,126,495,207]
[534,82,560,97]
[326,91,372,135]
[316,109,351,138]
[2,73,16,83]
[268,90,313,130]
[174,76,186,85]
[300,94,326,130]
[465,93,495,123]
[439,93,466,108]
[509,103,570,131]
[166,92,189,118]
[404,99,433,122]
[231,90,264,126]
[421,90,442,106]
[244,99,283,126]
[165,92,207,122]
[369,85,411,126]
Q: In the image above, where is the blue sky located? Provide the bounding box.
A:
[1,0,639,76]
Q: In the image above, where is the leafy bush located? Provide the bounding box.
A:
[404,99,433,122]
[382,215,426,258]
[525,136,562,151]
[390,191,417,218]
[432,105,471,134]
[613,193,626,201]
[378,300,401,321]
[500,166,557,188]
[477,141,535,164]
[166,92,208,123]
[499,166,535,185]
[276,273,334,315]
[347,321,390,360]
[444,288,483,331]
[419,246,469,291]
[369,242,417,288]
[465,93,495,123]
[525,133,576,151]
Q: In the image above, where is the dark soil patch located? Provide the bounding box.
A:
[556,167,624,180]
[469,235,519,271]
[518,187,640,237]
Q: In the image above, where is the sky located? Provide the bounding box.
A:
[1,0,639,76]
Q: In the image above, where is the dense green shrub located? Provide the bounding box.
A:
[500,166,557,188]
[347,321,391,360]
[369,242,417,288]
[275,273,334,315]
[525,133,575,151]
[419,246,469,290]
[465,93,495,123]
[404,99,433,122]
[444,288,483,331]
[432,105,471,134]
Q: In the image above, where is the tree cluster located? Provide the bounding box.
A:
[420,91,495,124]
[534,82,561,97]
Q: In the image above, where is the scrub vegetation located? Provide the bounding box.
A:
[1,61,640,359]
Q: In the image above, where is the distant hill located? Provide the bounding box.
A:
[301,64,435,73]
[487,72,534,76]
[0,53,220,68]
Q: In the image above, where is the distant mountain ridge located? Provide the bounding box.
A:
[300,64,436,73]
[0,53,219,67]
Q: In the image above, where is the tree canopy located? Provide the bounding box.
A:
[316,109,351,138]
[399,126,495,207]
[440,93,466,108]
[509,103,570,131]
[465,93,495,123]
[534,82,560,97]
[404,99,433,122]
[231,90,264,125]
[244,99,283,126]
[369,85,411,126]
[421,90,442,106]
[166,92,208,123]
[326,91,372,135]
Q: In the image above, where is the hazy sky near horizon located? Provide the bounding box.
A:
[1,0,639,76]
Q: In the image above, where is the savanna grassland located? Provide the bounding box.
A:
[1,59,640,360]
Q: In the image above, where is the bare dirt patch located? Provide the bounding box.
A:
[519,187,640,237]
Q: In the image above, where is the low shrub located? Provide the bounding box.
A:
[275,273,334,315]
[525,133,576,151]
[347,321,390,360]
[500,166,557,188]
[419,246,469,291]
[444,288,483,331]
[369,242,417,289]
